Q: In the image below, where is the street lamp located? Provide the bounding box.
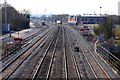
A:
[100,6,102,16]
[44,9,46,22]
[4,0,11,37]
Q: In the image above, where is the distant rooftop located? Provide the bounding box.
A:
[83,14,107,16]
[69,14,108,17]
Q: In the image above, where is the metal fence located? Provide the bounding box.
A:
[97,46,120,74]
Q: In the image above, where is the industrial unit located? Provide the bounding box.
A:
[68,15,106,24]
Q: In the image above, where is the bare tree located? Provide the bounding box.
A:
[94,15,116,40]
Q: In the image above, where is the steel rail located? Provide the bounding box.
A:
[65,27,82,79]
[32,27,60,80]
[1,27,51,61]
[69,28,98,79]
[46,27,61,80]
[2,28,54,80]
[72,28,111,79]
[62,27,68,79]
[1,28,53,72]
[65,27,97,79]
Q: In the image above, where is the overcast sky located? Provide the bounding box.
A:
[1,0,120,15]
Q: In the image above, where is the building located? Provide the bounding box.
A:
[0,4,10,33]
[68,15,106,24]
[118,1,120,15]
[78,15,106,24]
[68,16,77,24]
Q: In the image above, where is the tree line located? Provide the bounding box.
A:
[94,15,120,40]
[2,3,30,33]
[39,14,69,22]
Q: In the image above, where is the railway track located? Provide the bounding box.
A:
[1,27,54,71]
[65,27,83,79]
[1,25,50,61]
[23,25,49,43]
[49,26,67,79]
[70,27,113,79]
[31,26,64,79]
[8,26,58,79]
[66,26,94,79]
[32,26,82,79]
[1,27,56,80]
[1,27,53,72]
[1,24,119,79]
[62,27,68,79]
[76,29,119,78]
[67,25,120,78]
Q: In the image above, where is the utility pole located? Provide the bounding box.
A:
[4,0,7,26]
[4,0,11,37]
[44,9,46,22]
